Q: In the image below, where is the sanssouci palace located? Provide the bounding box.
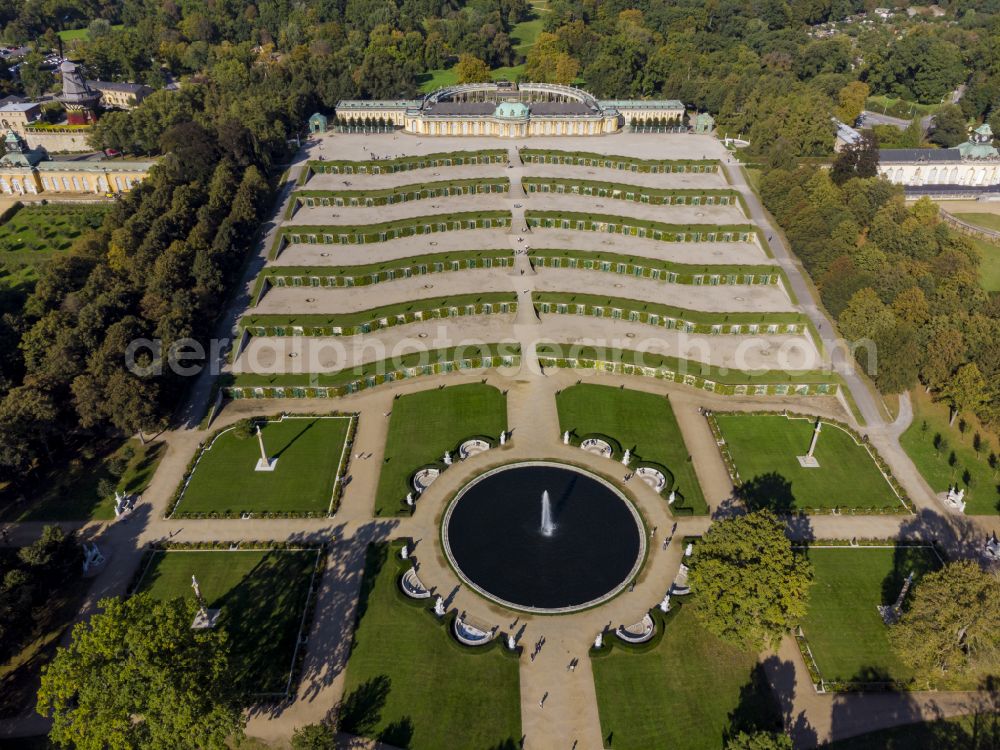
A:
[334,82,685,137]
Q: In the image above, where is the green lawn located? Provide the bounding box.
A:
[955,212,1000,233]
[555,384,707,514]
[899,389,1000,514]
[341,543,520,749]
[592,602,781,750]
[799,546,941,687]
[416,67,459,93]
[0,204,108,293]
[865,95,939,119]
[0,439,164,522]
[715,414,902,511]
[374,384,506,516]
[137,549,318,694]
[970,236,1000,292]
[57,24,124,41]
[175,416,352,516]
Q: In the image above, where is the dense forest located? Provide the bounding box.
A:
[761,167,1000,428]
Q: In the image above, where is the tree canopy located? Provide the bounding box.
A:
[38,594,245,750]
[688,511,813,650]
[889,561,1000,686]
[726,732,794,750]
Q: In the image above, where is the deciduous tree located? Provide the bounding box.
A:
[38,594,244,750]
[889,561,1000,685]
[689,511,813,650]
[454,54,491,84]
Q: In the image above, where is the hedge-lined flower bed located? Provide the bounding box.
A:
[164,412,357,519]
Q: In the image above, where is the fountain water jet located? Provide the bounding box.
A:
[540,490,556,537]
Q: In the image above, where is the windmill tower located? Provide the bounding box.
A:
[58,61,100,125]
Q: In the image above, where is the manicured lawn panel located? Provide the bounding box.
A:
[556,384,707,514]
[899,389,1000,515]
[342,543,521,750]
[137,549,317,694]
[176,417,350,515]
[592,602,780,750]
[715,414,900,510]
[799,546,941,685]
[374,384,506,516]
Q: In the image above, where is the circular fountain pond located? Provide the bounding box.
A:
[442,462,645,613]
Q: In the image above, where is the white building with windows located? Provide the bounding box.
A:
[879,124,1000,187]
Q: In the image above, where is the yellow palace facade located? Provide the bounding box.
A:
[335,83,685,138]
[0,130,155,195]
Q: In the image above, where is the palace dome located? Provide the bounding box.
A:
[495,101,529,119]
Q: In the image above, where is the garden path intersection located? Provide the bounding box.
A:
[2,132,999,750]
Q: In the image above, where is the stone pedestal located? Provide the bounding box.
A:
[797,455,820,468]
[255,457,279,472]
[192,608,221,629]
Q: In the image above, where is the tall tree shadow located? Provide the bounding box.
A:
[724,663,785,743]
[738,472,796,513]
[378,715,414,747]
[337,674,392,736]
[759,655,818,748]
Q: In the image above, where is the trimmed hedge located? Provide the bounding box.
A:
[225,345,522,398]
[527,248,783,287]
[518,149,718,173]
[521,178,745,214]
[273,211,511,257]
[289,177,510,217]
[242,293,517,336]
[525,210,757,243]
[252,250,513,303]
[533,291,805,334]
[536,343,840,396]
[301,149,508,184]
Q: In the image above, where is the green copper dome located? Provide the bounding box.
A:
[495,101,529,119]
